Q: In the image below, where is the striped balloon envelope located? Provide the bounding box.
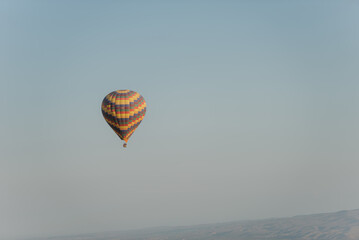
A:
[101,90,146,147]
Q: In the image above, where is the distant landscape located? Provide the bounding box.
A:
[28,209,359,240]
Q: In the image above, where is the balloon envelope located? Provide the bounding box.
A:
[101,90,146,143]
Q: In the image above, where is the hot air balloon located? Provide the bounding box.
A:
[101,90,146,147]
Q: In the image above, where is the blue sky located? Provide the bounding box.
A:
[1,1,359,239]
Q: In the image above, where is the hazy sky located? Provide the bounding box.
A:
[1,0,359,239]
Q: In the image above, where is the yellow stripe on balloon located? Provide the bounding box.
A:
[128,92,141,103]
[119,114,145,131]
[128,101,146,117]
[102,104,116,118]
[116,90,130,93]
